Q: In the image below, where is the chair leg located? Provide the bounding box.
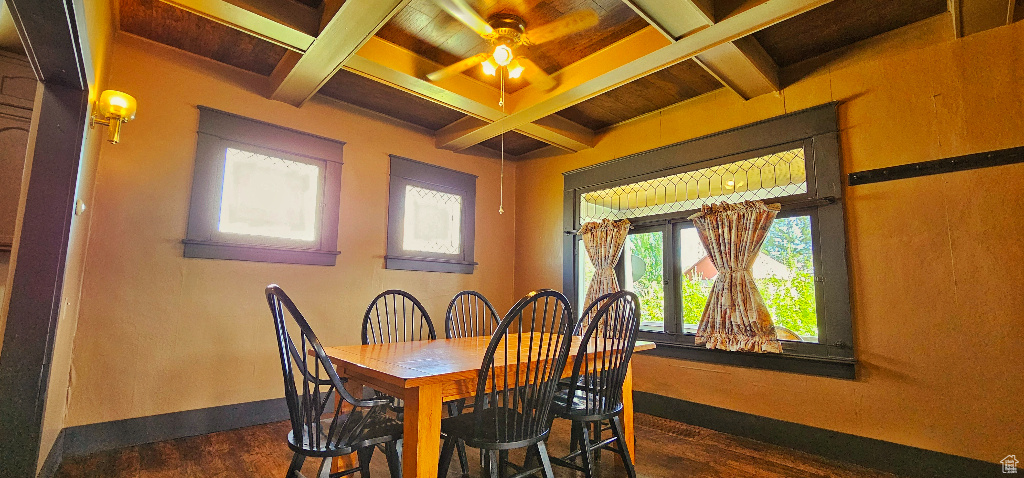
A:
[286,453,305,478]
[498,450,509,478]
[609,416,637,478]
[591,421,602,462]
[456,440,470,476]
[357,446,375,478]
[579,421,595,478]
[316,458,331,478]
[438,435,458,478]
[485,450,500,478]
[386,440,403,478]
[535,442,556,478]
[569,421,582,457]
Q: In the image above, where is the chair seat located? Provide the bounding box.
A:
[287,410,403,457]
[441,407,549,449]
[552,387,622,419]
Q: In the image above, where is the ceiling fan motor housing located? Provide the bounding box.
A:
[487,13,526,47]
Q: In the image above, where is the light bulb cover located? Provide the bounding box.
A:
[507,59,524,79]
[482,58,498,76]
[492,44,513,66]
[97,90,137,121]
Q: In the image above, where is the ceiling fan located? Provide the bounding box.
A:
[425,0,599,90]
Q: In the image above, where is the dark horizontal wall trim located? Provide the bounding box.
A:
[638,342,855,379]
[849,145,1024,185]
[63,397,290,458]
[563,102,839,190]
[634,392,1000,478]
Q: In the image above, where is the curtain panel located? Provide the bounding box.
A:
[580,219,631,319]
[689,201,782,353]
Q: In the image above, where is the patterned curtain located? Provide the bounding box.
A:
[580,219,631,311]
[688,201,782,353]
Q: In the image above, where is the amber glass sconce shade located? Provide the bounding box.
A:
[91,90,137,144]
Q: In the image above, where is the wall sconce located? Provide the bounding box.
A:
[91,90,137,144]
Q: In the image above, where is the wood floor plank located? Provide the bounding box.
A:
[56,413,901,478]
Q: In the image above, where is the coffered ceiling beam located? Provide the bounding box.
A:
[349,37,595,152]
[623,0,780,100]
[268,0,410,106]
[440,0,829,151]
[949,0,1016,37]
[159,0,317,51]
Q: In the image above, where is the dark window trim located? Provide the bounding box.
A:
[182,106,343,266]
[386,155,477,274]
[563,102,855,378]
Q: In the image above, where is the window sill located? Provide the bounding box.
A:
[636,334,856,379]
[384,255,477,274]
[182,239,340,266]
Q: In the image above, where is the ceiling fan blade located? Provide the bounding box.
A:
[427,53,489,81]
[524,9,599,45]
[518,57,556,91]
[432,0,494,38]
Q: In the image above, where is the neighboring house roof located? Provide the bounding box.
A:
[683,253,794,281]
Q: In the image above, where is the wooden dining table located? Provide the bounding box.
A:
[322,334,655,478]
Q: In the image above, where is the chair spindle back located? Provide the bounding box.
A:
[472,290,574,445]
[446,291,501,338]
[362,290,436,344]
[564,291,641,418]
[265,285,389,453]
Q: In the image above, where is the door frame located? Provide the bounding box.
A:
[0,0,92,475]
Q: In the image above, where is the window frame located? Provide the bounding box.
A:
[386,155,477,274]
[563,103,855,379]
[183,106,343,266]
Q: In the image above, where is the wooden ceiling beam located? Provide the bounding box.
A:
[158,0,318,51]
[440,0,829,151]
[949,0,1016,37]
[268,0,410,106]
[623,0,780,100]
[349,37,595,152]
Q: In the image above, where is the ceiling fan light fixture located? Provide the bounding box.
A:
[492,44,513,66]
[507,59,524,79]
[482,58,498,76]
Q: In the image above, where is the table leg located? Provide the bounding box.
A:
[403,383,443,478]
[332,380,363,474]
[621,362,635,464]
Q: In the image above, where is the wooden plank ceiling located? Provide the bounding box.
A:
[376,0,649,92]
[752,0,950,67]
[119,0,957,158]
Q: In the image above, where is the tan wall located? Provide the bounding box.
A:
[513,14,1024,463]
[65,32,517,427]
[37,0,118,468]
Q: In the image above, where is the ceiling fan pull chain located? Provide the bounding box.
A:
[499,68,505,215]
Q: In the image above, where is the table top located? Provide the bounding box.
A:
[322,334,655,390]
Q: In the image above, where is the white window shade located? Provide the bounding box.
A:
[218,148,321,242]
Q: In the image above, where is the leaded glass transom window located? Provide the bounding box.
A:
[580,148,806,223]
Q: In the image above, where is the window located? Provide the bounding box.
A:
[386,155,476,274]
[183,107,343,266]
[564,103,854,378]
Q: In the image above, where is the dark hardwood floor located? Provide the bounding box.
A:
[56,413,900,477]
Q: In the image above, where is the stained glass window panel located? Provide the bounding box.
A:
[580,148,806,223]
[402,185,462,255]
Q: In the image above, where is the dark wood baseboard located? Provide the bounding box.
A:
[37,429,65,478]
[633,391,1000,478]
[62,397,290,458]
